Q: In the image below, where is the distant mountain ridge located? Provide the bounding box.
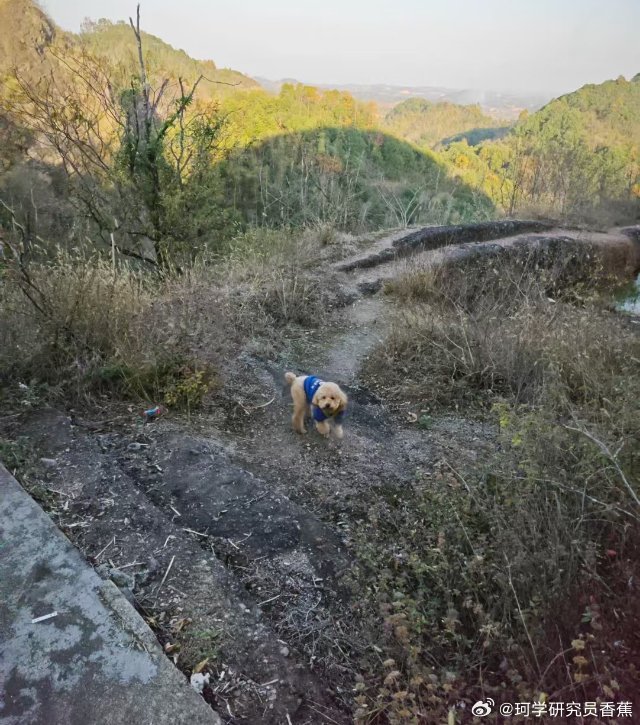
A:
[254,76,551,120]
[0,0,551,121]
[3,0,637,230]
[0,0,258,100]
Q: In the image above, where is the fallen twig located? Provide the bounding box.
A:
[155,555,176,600]
[306,701,341,724]
[162,535,175,549]
[220,698,234,719]
[231,533,252,547]
[0,412,25,421]
[236,395,276,414]
[257,594,281,608]
[94,536,116,561]
[252,396,276,409]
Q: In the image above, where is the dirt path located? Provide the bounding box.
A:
[1,281,490,724]
[5,220,638,723]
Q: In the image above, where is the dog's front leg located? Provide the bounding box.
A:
[315,420,331,437]
[333,424,344,440]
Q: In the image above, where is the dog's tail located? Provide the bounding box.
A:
[284,371,296,385]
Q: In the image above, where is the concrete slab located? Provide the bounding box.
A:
[0,464,220,725]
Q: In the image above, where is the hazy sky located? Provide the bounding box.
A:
[42,0,640,95]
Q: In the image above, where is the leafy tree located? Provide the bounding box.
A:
[3,6,228,268]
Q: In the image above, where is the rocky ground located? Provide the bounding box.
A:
[2,220,638,723]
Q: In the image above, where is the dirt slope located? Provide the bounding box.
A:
[3,220,639,723]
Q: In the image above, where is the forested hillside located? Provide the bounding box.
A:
[557,74,640,147]
[80,18,258,100]
[1,0,638,267]
[0,0,55,77]
[0,1,492,269]
[0,0,57,163]
[383,97,507,148]
[417,76,640,223]
[218,124,489,229]
[505,76,640,218]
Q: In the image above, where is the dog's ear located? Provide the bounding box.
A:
[336,389,348,412]
[311,389,322,407]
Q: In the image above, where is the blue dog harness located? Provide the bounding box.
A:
[303,375,346,423]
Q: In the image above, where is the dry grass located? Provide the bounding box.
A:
[367,245,634,412]
[365,300,640,415]
[0,230,343,407]
[385,240,609,309]
[356,252,640,720]
[0,255,150,385]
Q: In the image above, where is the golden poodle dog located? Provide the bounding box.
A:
[285,372,348,438]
